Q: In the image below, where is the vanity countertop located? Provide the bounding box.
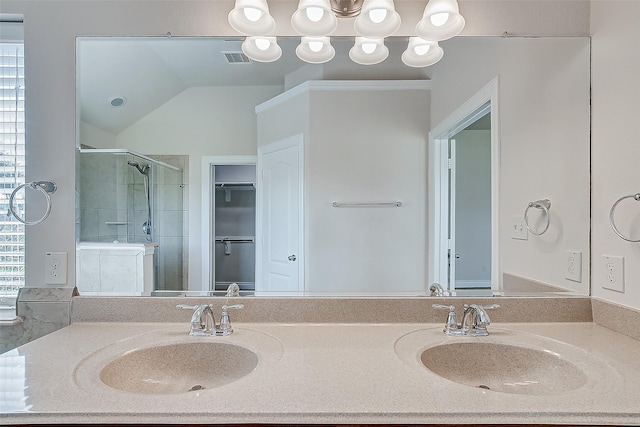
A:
[1,321,640,425]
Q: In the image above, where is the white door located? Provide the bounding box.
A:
[257,137,302,293]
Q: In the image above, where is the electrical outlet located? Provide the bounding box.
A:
[511,216,527,240]
[602,255,624,293]
[565,250,582,282]
[45,252,67,285]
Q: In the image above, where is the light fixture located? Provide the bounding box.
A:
[416,0,465,41]
[401,37,443,67]
[226,0,466,66]
[108,96,127,108]
[296,37,335,63]
[291,0,338,37]
[354,0,401,38]
[242,36,282,62]
[349,37,388,65]
[228,0,276,36]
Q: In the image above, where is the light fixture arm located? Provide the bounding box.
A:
[329,0,365,17]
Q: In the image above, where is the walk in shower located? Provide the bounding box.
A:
[76,149,186,294]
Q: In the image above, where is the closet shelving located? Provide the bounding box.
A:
[212,165,256,291]
[215,182,256,202]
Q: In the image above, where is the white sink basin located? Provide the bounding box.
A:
[73,326,284,396]
[100,342,258,394]
[421,342,586,395]
[394,327,621,397]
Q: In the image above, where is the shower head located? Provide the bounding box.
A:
[127,160,150,175]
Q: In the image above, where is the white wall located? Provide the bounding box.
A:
[591,1,640,310]
[79,122,117,149]
[257,82,429,293]
[0,0,590,290]
[429,37,591,294]
[306,84,429,293]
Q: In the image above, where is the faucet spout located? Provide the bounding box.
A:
[429,282,445,297]
[177,304,217,336]
[461,304,499,335]
[191,304,216,334]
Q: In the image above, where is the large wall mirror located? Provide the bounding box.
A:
[75,35,591,297]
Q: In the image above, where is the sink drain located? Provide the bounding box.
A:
[189,385,205,392]
[478,384,491,390]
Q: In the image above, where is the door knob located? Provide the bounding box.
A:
[288,255,297,261]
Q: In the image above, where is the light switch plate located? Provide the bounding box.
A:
[511,216,527,240]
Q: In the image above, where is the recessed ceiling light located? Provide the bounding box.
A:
[109,96,127,108]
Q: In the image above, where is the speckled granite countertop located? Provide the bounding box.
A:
[1,320,640,425]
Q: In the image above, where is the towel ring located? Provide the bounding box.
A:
[524,199,551,236]
[609,193,640,242]
[9,181,57,226]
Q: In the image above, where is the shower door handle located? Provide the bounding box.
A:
[288,255,297,262]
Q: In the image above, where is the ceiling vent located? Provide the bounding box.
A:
[223,51,252,64]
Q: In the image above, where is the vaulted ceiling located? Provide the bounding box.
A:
[77,37,428,134]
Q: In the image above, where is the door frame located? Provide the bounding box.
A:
[201,155,257,292]
[256,134,305,293]
[428,77,500,291]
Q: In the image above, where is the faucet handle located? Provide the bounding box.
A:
[432,304,455,310]
[432,304,458,331]
[218,304,244,336]
[176,304,198,310]
[479,304,500,325]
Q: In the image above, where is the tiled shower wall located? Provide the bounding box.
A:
[78,152,129,243]
[78,152,188,291]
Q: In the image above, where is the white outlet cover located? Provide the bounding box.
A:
[602,255,624,293]
[45,251,67,285]
[565,250,582,282]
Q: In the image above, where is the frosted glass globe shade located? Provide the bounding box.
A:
[243,7,262,22]
[430,12,449,26]
[369,9,387,24]
[306,7,324,22]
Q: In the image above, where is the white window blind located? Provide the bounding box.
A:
[0,20,25,296]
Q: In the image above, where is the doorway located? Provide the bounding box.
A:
[428,78,499,292]
[202,156,257,292]
[448,112,492,289]
[211,164,256,291]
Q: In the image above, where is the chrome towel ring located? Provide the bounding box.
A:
[609,193,640,242]
[9,181,57,226]
[524,199,551,236]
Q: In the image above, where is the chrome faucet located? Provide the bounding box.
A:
[225,282,240,297]
[433,303,499,336]
[177,303,244,336]
[429,282,445,296]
